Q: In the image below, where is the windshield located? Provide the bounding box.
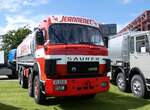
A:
[49,24,104,46]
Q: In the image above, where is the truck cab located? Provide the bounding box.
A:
[16,15,110,104]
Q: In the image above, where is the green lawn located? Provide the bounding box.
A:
[0,80,150,110]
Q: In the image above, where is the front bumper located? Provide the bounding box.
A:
[45,76,110,96]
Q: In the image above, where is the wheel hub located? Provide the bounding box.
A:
[133,80,141,95]
[118,77,124,88]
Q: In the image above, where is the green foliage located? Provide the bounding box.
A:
[2,27,31,53]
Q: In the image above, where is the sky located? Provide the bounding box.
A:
[0,0,149,34]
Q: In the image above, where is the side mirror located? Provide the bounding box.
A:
[36,30,44,45]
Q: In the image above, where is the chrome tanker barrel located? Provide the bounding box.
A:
[108,35,125,66]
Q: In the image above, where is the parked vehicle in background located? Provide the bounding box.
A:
[0,50,12,78]
[0,50,5,65]
[109,30,150,98]
[7,49,17,78]
[16,15,110,104]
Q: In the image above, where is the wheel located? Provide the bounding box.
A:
[28,74,34,97]
[131,75,146,98]
[116,72,127,92]
[18,71,21,85]
[12,70,18,79]
[7,75,13,79]
[20,69,28,88]
[34,75,46,104]
[7,70,17,79]
[18,67,22,84]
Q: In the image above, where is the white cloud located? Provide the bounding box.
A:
[23,0,48,6]
[0,0,21,12]
[120,0,131,4]
[0,27,4,35]
[0,14,49,34]
[0,0,49,12]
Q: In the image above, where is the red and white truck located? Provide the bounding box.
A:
[16,15,110,104]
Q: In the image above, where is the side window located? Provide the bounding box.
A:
[130,37,134,54]
[136,35,149,53]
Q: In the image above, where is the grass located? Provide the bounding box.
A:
[0,80,150,110]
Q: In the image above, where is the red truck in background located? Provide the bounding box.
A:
[16,15,110,104]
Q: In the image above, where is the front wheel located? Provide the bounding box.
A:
[131,75,146,98]
[116,73,127,92]
[34,75,46,104]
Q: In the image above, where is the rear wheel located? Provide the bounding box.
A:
[7,71,17,79]
[20,69,28,88]
[18,72,21,85]
[34,75,46,104]
[18,66,21,84]
[7,75,13,79]
[131,75,147,98]
[116,72,127,92]
[28,74,34,97]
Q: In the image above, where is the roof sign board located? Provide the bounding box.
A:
[49,15,99,27]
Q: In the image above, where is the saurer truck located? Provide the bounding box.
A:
[16,15,110,104]
[109,31,150,98]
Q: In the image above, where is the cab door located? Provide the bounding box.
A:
[130,33,150,79]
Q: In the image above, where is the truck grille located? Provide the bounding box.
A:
[67,62,99,74]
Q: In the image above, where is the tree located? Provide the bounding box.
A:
[2,27,31,54]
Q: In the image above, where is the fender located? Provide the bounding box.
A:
[129,67,146,83]
[33,63,42,81]
[33,63,45,93]
[112,66,126,81]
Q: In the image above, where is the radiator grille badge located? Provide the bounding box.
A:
[72,67,77,72]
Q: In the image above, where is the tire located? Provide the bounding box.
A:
[18,67,22,85]
[131,75,147,98]
[8,70,17,79]
[12,70,18,79]
[18,71,21,85]
[7,75,13,79]
[28,74,34,97]
[34,75,46,104]
[116,72,127,92]
[20,69,28,88]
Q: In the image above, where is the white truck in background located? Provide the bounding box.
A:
[109,31,150,98]
[0,50,12,77]
[0,50,5,64]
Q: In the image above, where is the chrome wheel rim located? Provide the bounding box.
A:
[132,80,141,96]
[117,77,125,89]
